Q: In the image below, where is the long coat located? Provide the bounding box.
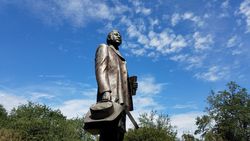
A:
[95,44,133,111]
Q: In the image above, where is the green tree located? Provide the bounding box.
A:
[124,111,177,141]
[0,104,8,127]
[6,102,84,141]
[182,133,199,141]
[195,81,250,141]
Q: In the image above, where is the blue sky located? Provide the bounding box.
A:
[1,0,250,137]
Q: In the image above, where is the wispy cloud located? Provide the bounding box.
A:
[239,0,250,33]
[30,92,55,102]
[171,111,204,138]
[117,1,248,82]
[121,15,189,57]
[193,32,213,51]
[170,54,189,62]
[82,88,97,99]
[129,0,151,15]
[147,30,188,54]
[38,74,65,78]
[226,35,243,55]
[171,13,181,26]
[221,0,229,9]
[138,75,166,95]
[195,66,230,82]
[227,35,239,48]
[173,103,198,110]
[2,0,127,27]
[171,12,204,27]
[170,54,205,70]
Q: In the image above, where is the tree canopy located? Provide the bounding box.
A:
[0,102,95,141]
[195,81,250,141]
[124,111,177,141]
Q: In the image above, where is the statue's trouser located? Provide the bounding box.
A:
[99,111,126,141]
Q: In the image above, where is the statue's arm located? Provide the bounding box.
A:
[95,44,111,95]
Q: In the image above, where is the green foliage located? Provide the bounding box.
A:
[195,81,250,141]
[124,111,177,141]
[0,102,95,141]
[0,104,8,127]
[182,133,199,141]
[7,102,68,140]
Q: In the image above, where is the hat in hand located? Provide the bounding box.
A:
[84,101,124,134]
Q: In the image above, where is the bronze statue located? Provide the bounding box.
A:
[84,30,138,141]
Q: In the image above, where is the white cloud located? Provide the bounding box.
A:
[0,91,27,112]
[50,0,115,26]
[221,0,229,9]
[171,12,204,27]
[134,96,162,111]
[239,0,250,33]
[17,80,88,100]
[130,48,147,56]
[148,30,188,54]
[185,55,205,70]
[171,54,205,70]
[183,12,194,20]
[82,88,97,99]
[232,49,242,55]
[171,13,181,26]
[121,12,193,58]
[136,7,151,15]
[149,18,159,30]
[170,54,189,62]
[57,99,95,119]
[173,103,198,109]
[38,74,65,78]
[130,0,151,15]
[195,66,229,81]
[4,0,127,27]
[226,35,243,55]
[30,92,55,101]
[112,2,130,15]
[193,32,213,51]
[227,35,238,47]
[170,35,188,51]
[123,42,147,57]
[138,76,166,95]
[171,111,204,138]
[121,17,149,46]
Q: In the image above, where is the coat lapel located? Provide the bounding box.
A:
[109,45,125,61]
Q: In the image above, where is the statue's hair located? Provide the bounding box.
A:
[106,30,121,45]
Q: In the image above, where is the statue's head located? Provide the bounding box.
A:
[106,30,122,46]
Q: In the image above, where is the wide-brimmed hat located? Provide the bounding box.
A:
[84,101,124,134]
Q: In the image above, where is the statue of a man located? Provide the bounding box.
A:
[95,30,137,141]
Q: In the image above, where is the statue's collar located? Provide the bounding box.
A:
[109,45,125,61]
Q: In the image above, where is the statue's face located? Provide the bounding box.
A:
[110,31,122,46]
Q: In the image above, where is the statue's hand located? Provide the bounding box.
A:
[102,91,111,101]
